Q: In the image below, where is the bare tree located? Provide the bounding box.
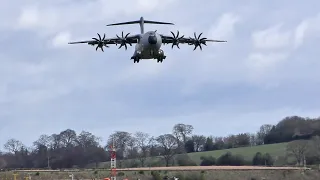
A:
[33,134,52,168]
[172,123,194,144]
[126,136,138,159]
[225,134,237,148]
[76,131,101,151]
[249,133,257,146]
[3,138,23,153]
[107,131,132,158]
[236,133,251,147]
[286,140,308,166]
[308,135,320,158]
[59,129,77,148]
[0,158,6,169]
[33,134,51,149]
[192,135,206,152]
[256,124,273,145]
[134,132,152,166]
[156,134,177,167]
[49,134,62,150]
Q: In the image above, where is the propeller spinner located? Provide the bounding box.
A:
[170,30,184,49]
[116,31,132,50]
[91,33,109,52]
[189,32,208,51]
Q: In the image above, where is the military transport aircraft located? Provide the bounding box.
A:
[68,17,227,63]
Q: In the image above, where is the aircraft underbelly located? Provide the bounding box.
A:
[140,49,156,59]
[139,45,160,59]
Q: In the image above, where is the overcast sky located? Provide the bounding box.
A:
[0,0,320,148]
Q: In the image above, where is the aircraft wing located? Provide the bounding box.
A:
[160,32,226,50]
[68,33,140,50]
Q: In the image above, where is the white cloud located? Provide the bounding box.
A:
[17,6,39,29]
[294,21,309,48]
[251,24,292,50]
[15,0,179,37]
[251,12,320,51]
[51,31,72,48]
[17,5,58,32]
[208,13,240,40]
[177,13,241,95]
[294,13,320,48]
[246,52,289,70]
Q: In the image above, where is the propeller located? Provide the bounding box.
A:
[170,30,184,49]
[116,31,132,50]
[91,33,109,52]
[189,32,208,51]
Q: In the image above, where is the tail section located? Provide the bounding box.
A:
[106,17,174,34]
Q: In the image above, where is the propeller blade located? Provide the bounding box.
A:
[96,46,99,51]
[177,30,179,37]
[103,33,106,40]
[200,37,207,41]
[97,33,101,41]
[198,33,202,39]
[170,31,175,38]
[199,44,202,50]
[193,45,197,51]
[125,33,130,38]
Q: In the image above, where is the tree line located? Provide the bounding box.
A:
[0,115,319,169]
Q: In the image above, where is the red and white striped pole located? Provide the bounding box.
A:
[110,139,117,180]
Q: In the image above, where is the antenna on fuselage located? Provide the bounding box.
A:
[106,17,174,34]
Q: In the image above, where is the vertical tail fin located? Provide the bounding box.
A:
[106,17,174,34]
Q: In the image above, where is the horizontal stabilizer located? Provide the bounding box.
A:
[141,20,174,25]
[106,17,174,34]
[106,20,140,26]
[106,17,174,26]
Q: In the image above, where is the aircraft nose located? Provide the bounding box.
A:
[148,35,157,44]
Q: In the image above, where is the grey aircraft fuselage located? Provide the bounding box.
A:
[133,31,164,60]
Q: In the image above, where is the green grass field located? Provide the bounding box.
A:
[187,143,288,164]
[96,142,289,168]
[1,168,318,180]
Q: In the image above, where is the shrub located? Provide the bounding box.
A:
[252,152,274,166]
[263,153,274,166]
[216,152,246,166]
[200,156,216,166]
[252,152,264,165]
[176,154,197,166]
[151,171,161,180]
[117,172,125,176]
[185,172,201,180]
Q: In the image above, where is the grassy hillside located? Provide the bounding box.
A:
[96,142,289,168]
[187,142,288,164]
